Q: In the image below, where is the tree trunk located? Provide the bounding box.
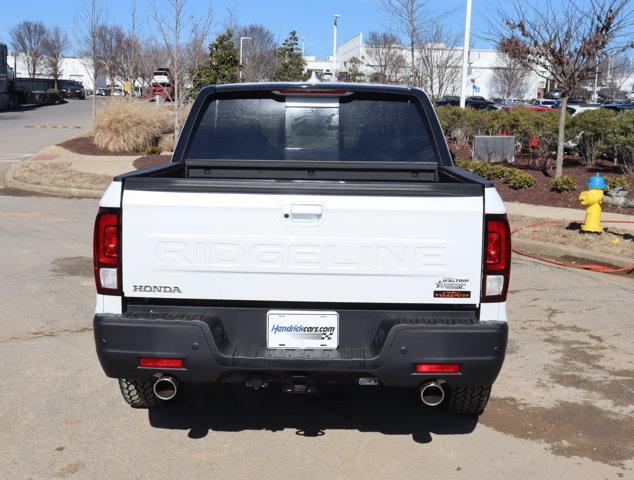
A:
[92,65,97,123]
[555,96,568,177]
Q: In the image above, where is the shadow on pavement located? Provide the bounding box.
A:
[149,383,478,442]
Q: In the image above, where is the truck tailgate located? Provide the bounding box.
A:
[121,189,483,304]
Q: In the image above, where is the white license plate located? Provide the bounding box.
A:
[267,310,338,349]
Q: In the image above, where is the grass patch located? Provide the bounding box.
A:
[14,161,112,191]
[509,214,634,258]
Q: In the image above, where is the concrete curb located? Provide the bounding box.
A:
[5,162,106,199]
[513,236,633,269]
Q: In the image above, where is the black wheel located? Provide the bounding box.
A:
[118,378,161,408]
[444,385,491,415]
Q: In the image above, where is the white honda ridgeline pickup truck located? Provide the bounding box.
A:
[93,82,510,415]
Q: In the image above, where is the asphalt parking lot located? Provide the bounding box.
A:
[0,98,633,479]
[0,189,632,479]
[0,99,92,188]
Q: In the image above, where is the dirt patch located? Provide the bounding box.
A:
[58,135,143,156]
[133,154,172,169]
[509,214,634,258]
[481,397,634,466]
[55,461,85,479]
[50,256,92,277]
[13,161,112,191]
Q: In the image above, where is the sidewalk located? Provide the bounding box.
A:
[506,201,634,233]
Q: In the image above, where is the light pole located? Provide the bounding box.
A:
[332,14,341,79]
[459,0,473,108]
[239,36,252,81]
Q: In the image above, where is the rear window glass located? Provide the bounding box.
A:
[185,93,437,162]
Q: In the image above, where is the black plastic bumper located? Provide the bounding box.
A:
[94,310,507,388]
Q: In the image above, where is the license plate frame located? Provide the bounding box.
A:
[266,310,339,350]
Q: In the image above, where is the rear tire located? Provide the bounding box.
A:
[118,378,161,408]
[444,385,491,415]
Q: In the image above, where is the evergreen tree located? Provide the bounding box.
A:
[340,57,365,83]
[193,29,239,94]
[273,31,307,81]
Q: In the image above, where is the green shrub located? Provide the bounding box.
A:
[604,111,634,174]
[551,175,577,192]
[455,159,535,189]
[569,109,616,166]
[605,176,631,192]
[435,106,474,147]
[505,169,536,189]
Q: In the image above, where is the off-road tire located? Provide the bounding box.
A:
[444,385,491,415]
[118,378,161,408]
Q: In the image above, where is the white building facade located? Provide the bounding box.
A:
[307,33,548,100]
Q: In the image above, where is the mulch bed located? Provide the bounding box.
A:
[58,136,144,156]
[133,155,172,169]
[450,143,634,214]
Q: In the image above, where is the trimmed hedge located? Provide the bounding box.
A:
[454,158,536,189]
[551,175,577,192]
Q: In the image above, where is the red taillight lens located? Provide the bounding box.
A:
[416,363,460,373]
[93,208,121,294]
[139,357,183,368]
[485,219,509,271]
[482,215,511,302]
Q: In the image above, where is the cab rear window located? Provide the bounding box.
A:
[185,93,437,163]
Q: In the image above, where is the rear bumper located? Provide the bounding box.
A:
[94,311,507,388]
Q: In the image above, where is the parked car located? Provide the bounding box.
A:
[59,80,85,99]
[565,103,601,116]
[544,89,562,99]
[601,100,634,112]
[531,98,558,107]
[435,95,495,109]
[93,82,510,415]
[111,86,125,96]
[95,87,111,96]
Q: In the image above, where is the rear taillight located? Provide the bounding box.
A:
[93,208,121,295]
[482,215,511,302]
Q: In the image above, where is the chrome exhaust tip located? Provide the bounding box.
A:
[153,375,178,401]
[419,381,445,407]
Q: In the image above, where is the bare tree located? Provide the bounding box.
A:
[489,54,532,99]
[492,0,634,177]
[10,20,47,78]
[121,0,142,98]
[138,41,170,88]
[151,0,212,142]
[42,26,69,89]
[383,0,439,85]
[365,31,406,84]
[75,0,106,122]
[417,25,462,100]
[96,25,126,87]
[237,24,277,82]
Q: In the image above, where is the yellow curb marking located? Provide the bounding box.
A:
[25,125,82,129]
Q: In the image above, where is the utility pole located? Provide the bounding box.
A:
[301,36,306,56]
[332,14,341,79]
[459,0,473,108]
[239,36,252,81]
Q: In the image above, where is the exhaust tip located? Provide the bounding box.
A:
[153,375,178,401]
[419,381,445,407]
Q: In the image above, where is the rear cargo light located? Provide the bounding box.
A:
[416,363,460,373]
[93,208,121,295]
[274,89,351,96]
[482,215,511,303]
[139,357,183,368]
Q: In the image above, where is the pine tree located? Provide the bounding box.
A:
[273,31,307,81]
[341,57,365,83]
[192,29,239,94]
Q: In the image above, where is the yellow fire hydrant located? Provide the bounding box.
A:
[579,174,607,233]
